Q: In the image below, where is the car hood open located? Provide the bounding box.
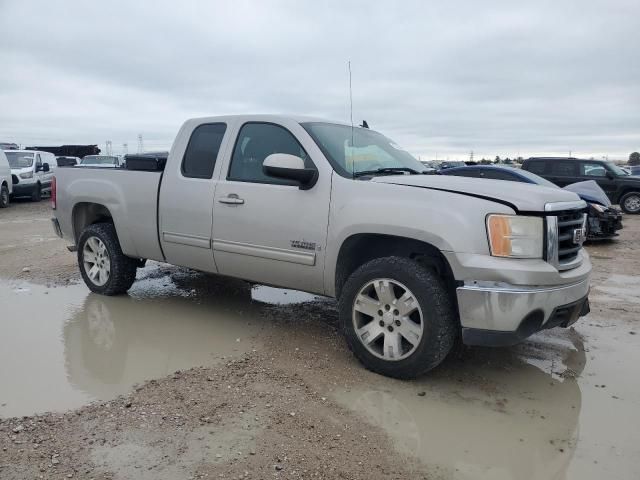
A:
[371,174,583,212]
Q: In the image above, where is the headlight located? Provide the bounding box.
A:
[486,214,543,258]
[591,203,605,213]
[19,172,33,179]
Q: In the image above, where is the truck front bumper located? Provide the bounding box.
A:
[457,276,590,347]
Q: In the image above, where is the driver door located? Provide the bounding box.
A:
[212,122,330,294]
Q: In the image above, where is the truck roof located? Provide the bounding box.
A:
[185,114,352,127]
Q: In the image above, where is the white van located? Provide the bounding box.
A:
[0,149,12,207]
[5,150,55,201]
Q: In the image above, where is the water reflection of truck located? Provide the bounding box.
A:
[339,332,585,480]
[63,275,262,398]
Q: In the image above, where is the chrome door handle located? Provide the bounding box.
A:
[218,195,245,205]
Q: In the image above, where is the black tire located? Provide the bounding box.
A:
[620,191,640,214]
[0,184,9,208]
[339,256,457,379]
[31,183,42,202]
[77,222,138,295]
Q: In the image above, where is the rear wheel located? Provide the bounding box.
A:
[31,183,42,202]
[78,223,138,295]
[0,185,9,208]
[340,256,457,379]
[620,191,640,214]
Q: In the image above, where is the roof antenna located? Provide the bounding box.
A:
[360,120,369,129]
[348,60,356,181]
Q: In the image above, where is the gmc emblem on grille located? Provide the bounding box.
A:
[573,228,586,245]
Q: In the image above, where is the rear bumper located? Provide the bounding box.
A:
[457,275,590,347]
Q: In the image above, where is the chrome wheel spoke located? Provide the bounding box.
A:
[88,264,100,281]
[397,318,422,345]
[383,331,403,359]
[396,291,419,316]
[83,250,98,264]
[354,294,381,318]
[357,321,384,345]
[373,280,396,304]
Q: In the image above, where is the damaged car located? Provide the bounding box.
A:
[439,165,623,240]
[563,181,623,240]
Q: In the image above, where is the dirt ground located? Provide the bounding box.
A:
[1,200,639,479]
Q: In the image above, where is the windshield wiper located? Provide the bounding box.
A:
[353,167,422,178]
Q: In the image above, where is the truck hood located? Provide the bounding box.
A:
[371,174,582,212]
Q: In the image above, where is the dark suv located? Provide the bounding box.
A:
[522,157,640,214]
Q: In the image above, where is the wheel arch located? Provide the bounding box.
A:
[72,202,114,244]
[333,233,459,305]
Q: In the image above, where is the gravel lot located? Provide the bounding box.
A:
[1,200,638,479]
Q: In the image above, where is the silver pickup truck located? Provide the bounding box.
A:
[51,115,591,378]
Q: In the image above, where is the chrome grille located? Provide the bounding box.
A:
[545,207,587,271]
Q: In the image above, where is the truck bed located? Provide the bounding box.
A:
[54,166,165,262]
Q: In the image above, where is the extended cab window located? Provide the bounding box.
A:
[550,161,578,177]
[181,123,227,179]
[228,123,311,184]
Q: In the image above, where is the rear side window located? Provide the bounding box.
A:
[181,123,227,179]
[482,170,519,181]
[525,160,546,174]
[446,168,479,178]
[228,122,311,184]
[581,162,606,177]
[549,161,578,176]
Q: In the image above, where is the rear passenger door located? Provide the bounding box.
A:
[545,160,579,187]
[158,123,229,272]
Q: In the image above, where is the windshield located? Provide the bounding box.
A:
[512,168,559,188]
[6,152,34,168]
[81,155,118,165]
[301,122,425,177]
[605,162,627,176]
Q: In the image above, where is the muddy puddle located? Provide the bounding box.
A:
[0,264,319,418]
[335,320,640,479]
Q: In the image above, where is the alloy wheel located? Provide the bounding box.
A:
[352,278,424,361]
[83,236,111,286]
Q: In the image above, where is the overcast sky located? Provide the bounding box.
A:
[1,0,638,160]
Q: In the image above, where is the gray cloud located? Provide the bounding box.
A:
[0,0,638,159]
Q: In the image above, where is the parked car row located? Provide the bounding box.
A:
[521,157,640,214]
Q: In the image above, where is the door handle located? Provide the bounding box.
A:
[218,194,245,205]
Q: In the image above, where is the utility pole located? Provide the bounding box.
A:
[469,150,474,163]
[105,140,112,156]
[137,134,144,154]
[122,143,128,155]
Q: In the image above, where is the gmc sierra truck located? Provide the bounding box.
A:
[51,115,592,378]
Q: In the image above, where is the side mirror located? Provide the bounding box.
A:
[42,163,50,173]
[263,153,318,190]
[605,171,614,180]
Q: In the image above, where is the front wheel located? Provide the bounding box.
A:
[340,256,457,379]
[31,183,42,202]
[77,223,138,295]
[620,191,640,214]
[0,185,9,208]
